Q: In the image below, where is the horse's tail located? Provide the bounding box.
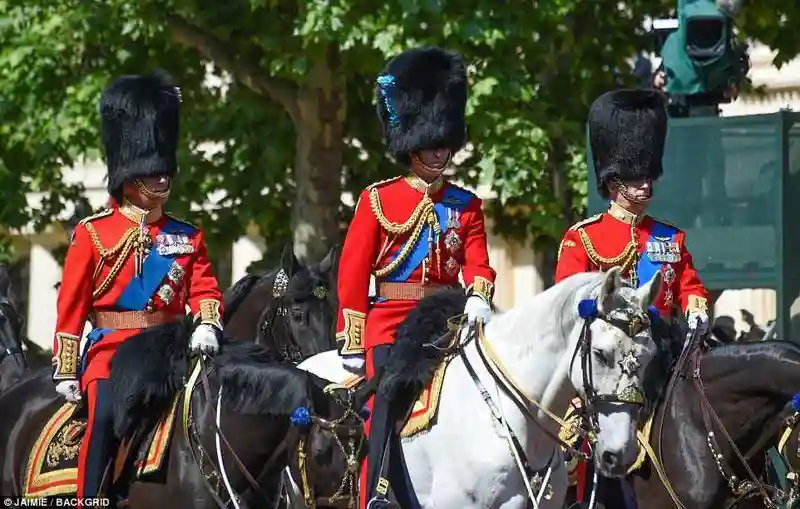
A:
[222,274,262,326]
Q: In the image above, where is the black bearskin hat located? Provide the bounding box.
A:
[99,70,181,200]
[588,89,668,199]
[376,46,468,164]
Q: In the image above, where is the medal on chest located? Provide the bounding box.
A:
[155,233,195,256]
[645,236,680,263]
[446,208,461,229]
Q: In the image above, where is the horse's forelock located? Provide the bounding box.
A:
[285,264,328,300]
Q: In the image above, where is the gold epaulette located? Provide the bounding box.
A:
[651,216,683,232]
[568,213,602,231]
[365,175,402,192]
[446,182,477,198]
[164,212,197,230]
[78,208,113,226]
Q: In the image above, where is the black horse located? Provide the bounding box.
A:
[596,339,800,509]
[0,264,27,392]
[223,242,339,363]
[0,319,333,508]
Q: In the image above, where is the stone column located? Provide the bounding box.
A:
[27,243,63,351]
[231,236,266,284]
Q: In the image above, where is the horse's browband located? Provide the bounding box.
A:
[376,282,453,301]
[93,310,184,330]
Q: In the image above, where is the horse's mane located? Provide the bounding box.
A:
[701,340,800,381]
[212,341,320,416]
[222,271,273,326]
[110,320,320,439]
[494,272,604,351]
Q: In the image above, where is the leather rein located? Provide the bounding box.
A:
[651,327,774,508]
[181,355,297,509]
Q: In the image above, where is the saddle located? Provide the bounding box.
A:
[24,396,180,498]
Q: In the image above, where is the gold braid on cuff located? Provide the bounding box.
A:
[686,295,709,315]
[53,333,80,380]
[197,299,222,330]
[336,308,366,356]
[467,276,495,304]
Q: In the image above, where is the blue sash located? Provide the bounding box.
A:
[385,186,473,282]
[115,218,195,311]
[636,221,678,288]
[79,327,112,376]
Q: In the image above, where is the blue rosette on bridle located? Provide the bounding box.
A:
[290,407,312,430]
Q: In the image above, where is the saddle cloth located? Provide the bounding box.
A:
[24,395,180,497]
[560,397,656,486]
[338,357,451,439]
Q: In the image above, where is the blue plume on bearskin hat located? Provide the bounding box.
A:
[376,46,468,164]
[588,89,668,199]
[99,69,181,199]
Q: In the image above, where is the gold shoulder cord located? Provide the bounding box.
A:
[576,226,640,283]
[83,222,139,299]
[368,184,441,279]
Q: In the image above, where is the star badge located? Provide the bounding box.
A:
[618,350,640,377]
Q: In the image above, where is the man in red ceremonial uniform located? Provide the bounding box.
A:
[555,89,709,507]
[335,47,496,509]
[556,88,709,328]
[51,70,224,500]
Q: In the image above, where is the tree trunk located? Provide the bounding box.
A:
[292,45,347,262]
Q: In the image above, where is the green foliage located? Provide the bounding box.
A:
[1,0,798,268]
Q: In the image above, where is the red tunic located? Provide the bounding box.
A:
[52,204,224,389]
[336,175,496,355]
[554,204,709,316]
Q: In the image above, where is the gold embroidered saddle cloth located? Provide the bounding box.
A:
[24,396,180,497]
[333,357,451,439]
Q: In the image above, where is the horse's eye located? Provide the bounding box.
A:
[593,350,612,367]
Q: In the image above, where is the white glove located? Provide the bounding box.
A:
[341,355,366,375]
[55,380,82,403]
[190,324,220,355]
[464,295,492,324]
[687,311,709,336]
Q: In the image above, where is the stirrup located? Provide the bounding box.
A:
[367,477,391,509]
[366,497,391,509]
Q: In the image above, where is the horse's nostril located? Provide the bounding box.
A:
[602,450,619,468]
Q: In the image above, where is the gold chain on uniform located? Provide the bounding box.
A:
[84,223,140,299]
[368,185,442,278]
[577,225,640,284]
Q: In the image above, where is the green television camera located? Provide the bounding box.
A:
[653,0,750,116]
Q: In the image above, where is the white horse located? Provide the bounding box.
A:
[295,267,661,509]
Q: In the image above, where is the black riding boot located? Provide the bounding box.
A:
[364,346,421,509]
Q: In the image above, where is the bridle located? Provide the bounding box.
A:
[258,269,329,364]
[440,292,656,501]
[571,298,655,433]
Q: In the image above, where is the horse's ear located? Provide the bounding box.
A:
[280,241,300,276]
[318,245,339,275]
[598,266,623,312]
[636,270,662,310]
[0,265,9,296]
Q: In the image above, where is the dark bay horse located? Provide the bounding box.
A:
[597,339,800,509]
[0,320,332,508]
[223,242,339,363]
[0,265,27,392]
